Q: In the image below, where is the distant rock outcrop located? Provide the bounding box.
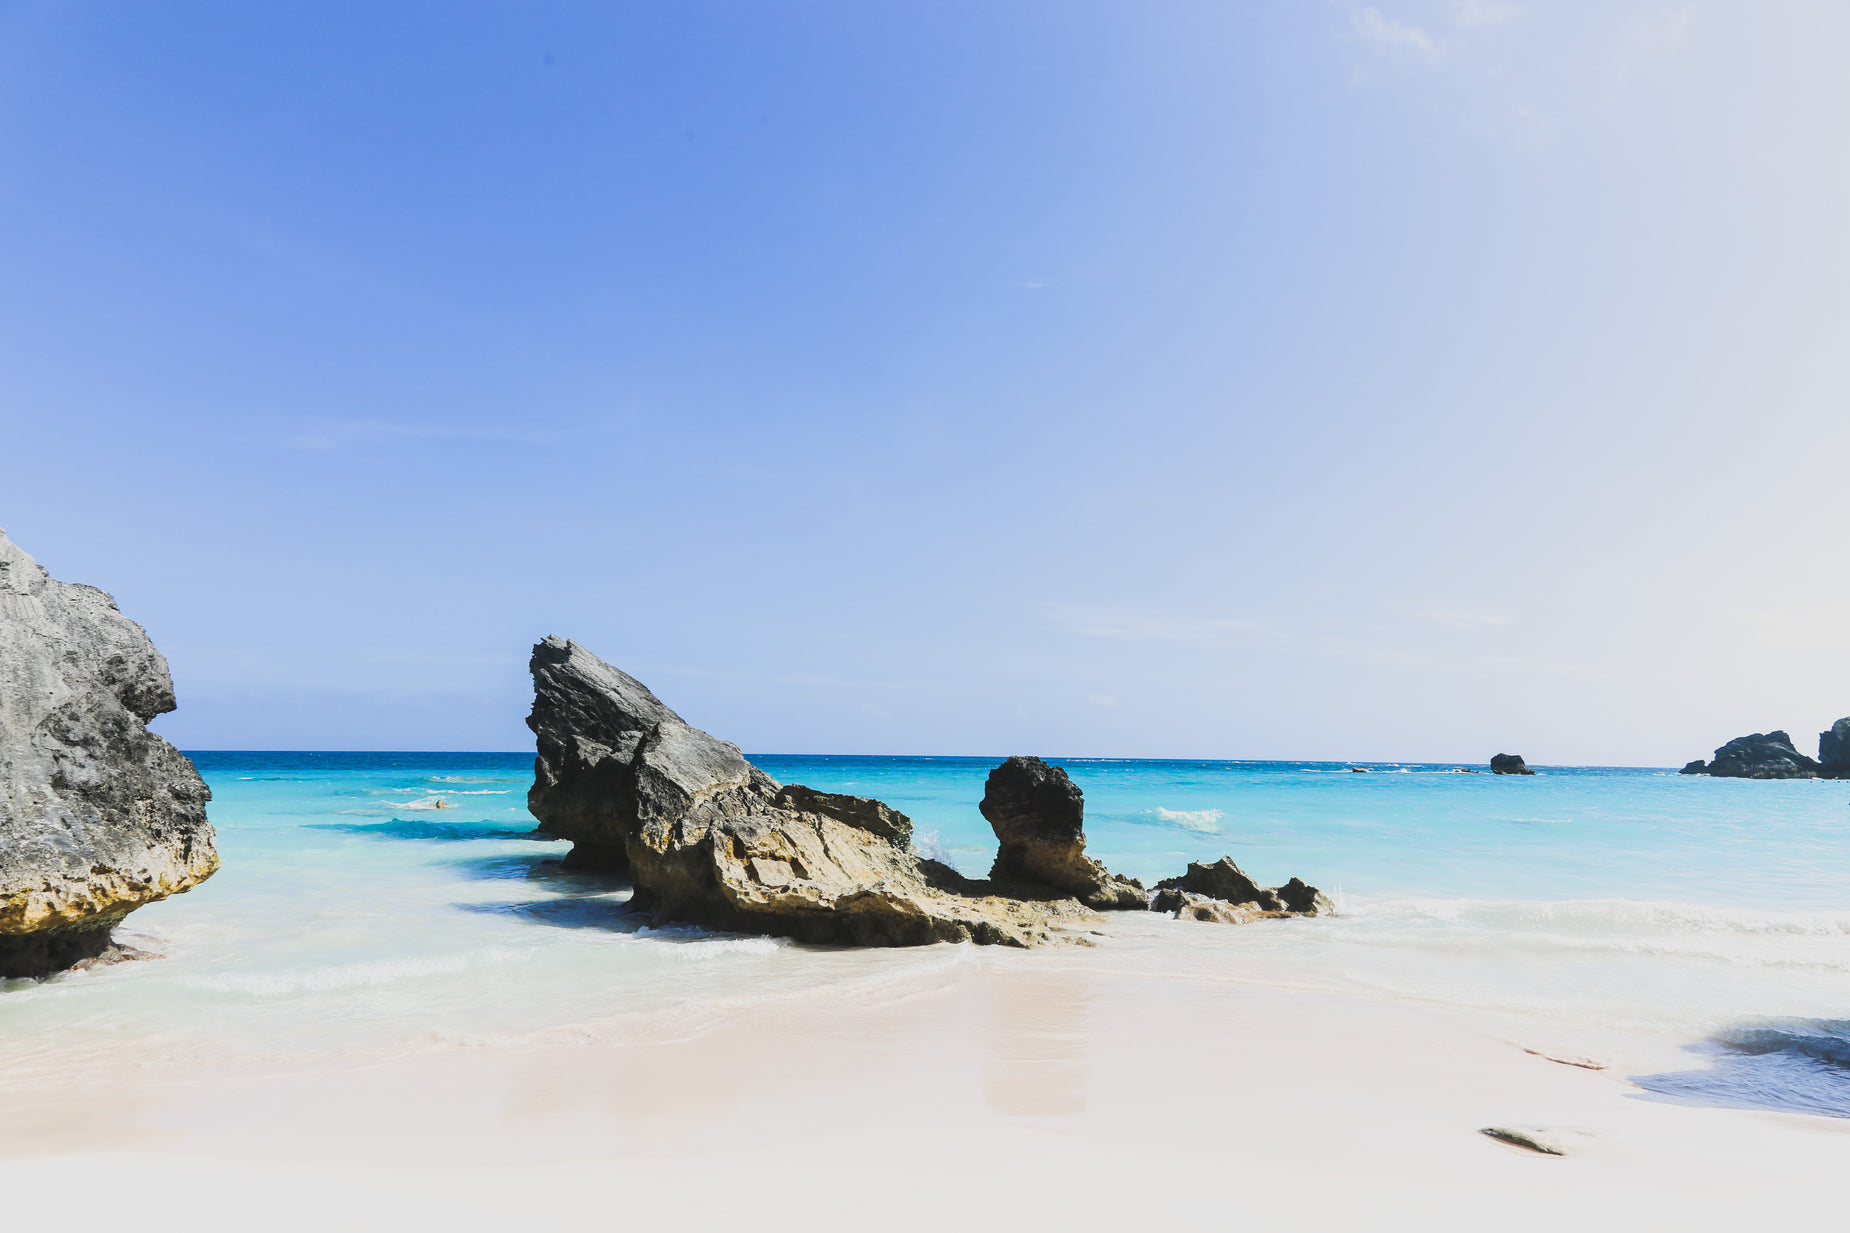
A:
[1490,753,1534,775]
[980,756,1145,910]
[0,530,218,979]
[1679,760,1708,775]
[1818,719,1850,779]
[1151,856,1333,922]
[526,637,1118,947]
[1707,731,1820,779]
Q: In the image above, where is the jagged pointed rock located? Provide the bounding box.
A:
[525,638,1093,947]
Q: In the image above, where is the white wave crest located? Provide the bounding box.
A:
[1150,807,1224,832]
[630,930,784,958]
[910,829,958,869]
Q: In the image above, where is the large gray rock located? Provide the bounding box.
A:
[1490,753,1534,775]
[1819,719,1850,779]
[525,638,1092,947]
[526,636,682,872]
[979,755,1144,910]
[1,530,218,978]
[1708,731,1821,779]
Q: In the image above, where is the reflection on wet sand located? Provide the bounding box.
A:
[985,972,1089,1117]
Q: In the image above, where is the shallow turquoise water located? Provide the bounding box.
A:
[758,755,1850,909]
[3,751,1848,1116]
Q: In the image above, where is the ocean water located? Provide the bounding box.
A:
[4,752,1848,1116]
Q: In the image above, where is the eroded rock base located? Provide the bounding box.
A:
[0,919,118,981]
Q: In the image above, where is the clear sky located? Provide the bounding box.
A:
[4,1,1848,762]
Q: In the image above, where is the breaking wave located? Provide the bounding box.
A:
[1145,806,1224,832]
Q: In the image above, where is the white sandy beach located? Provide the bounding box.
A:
[5,916,1842,1232]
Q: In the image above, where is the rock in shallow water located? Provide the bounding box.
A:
[979,755,1145,910]
[1818,718,1850,779]
[1490,753,1534,775]
[0,530,218,979]
[525,637,1113,947]
[1707,731,1820,779]
[1150,857,1332,921]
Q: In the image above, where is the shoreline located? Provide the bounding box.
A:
[4,927,1844,1228]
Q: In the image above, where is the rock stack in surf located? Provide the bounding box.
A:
[525,636,1334,947]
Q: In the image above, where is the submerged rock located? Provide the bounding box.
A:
[1151,856,1332,921]
[1818,718,1850,779]
[1490,753,1534,775]
[1679,760,1708,775]
[980,755,1144,910]
[525,638,1100,947]
[1707,731,1820,779]
[0,530,218,979]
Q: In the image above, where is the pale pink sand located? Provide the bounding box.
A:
[1,941,1842,1230]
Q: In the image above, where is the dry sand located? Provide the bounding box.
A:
[1,940,1841,1230]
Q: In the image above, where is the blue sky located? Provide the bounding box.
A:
[4,1,1848,761]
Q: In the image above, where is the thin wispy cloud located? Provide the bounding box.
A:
[1455,0,1521,28]
[1605,4,1696,85]
[1625,5,1694,55]
[1350,6,1443,63]
[1048,606,1273,645]
[1050,604,1633,680]
[1345,1,1522,77]
[1393,601,1516,632]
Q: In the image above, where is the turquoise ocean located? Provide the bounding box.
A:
[5,753,1848,1116]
